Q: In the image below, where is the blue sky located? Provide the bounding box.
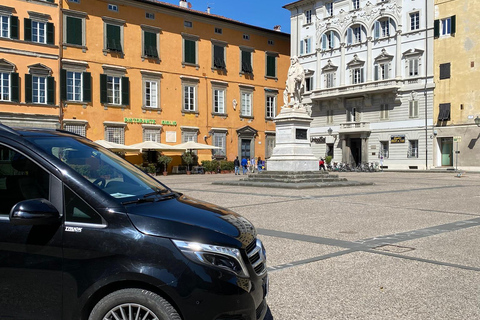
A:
[161,0,292,34]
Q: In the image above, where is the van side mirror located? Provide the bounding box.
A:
[10,199,61,226]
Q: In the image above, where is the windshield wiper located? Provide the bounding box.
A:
[121,189,178,205]
[121,197,157,205]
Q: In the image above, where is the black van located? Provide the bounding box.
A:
[0,124,268,320]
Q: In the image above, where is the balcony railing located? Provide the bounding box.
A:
[310,79,402,100]
[339,121,371,133]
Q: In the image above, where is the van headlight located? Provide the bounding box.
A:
[173,240,250,277]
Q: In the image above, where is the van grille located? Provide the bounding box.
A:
[246,239,266,276]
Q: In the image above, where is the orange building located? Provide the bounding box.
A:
[0,0,61,128]
[58,0,290,165]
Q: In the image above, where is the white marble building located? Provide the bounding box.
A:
[284,0,435,170]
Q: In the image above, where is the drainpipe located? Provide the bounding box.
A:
[424,0,428,170]
[58,0,64,129]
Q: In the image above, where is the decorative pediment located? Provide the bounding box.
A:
[0,59,15,72]
[346,54,365,68]
[322,60,338,72]
[236,125,258,137]
[402,48,424,58]
[375,48,394,62]
[27,63,51,76]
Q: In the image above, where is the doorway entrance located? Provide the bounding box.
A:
[349,138,361,165]
[241,139,251,160]
[440,137,453,166]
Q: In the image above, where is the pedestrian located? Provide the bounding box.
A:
[250,157,256,173]
[380,155,384,172]
[257,157,263,172]
[241,157,248,175]
[233,156,240,175]
[319,158,326,171]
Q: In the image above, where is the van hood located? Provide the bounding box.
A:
[126,194,257,249]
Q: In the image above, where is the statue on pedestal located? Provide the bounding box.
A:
[283,56,305,109]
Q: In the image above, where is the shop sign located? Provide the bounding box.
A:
[391,135,405,143]
[124,117,156,124]
[161,120,177,126]
[310,136,326,144]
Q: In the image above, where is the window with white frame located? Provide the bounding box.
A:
[305,10,312,24]
[32,76,47,104]
[181,79,198,113]
[410,12,420,31]
[240,90,253,117]
[0,72,10,101]
[380,104,389,120]
[352,0,360,10]
[374,63,389,80]
[181,129,197,143]
[380,141,389,158]
[143,128,160,142]
[374,19,391,39]
[265,93,276,120]
[32,20,46,43]
[300,38,312,55]
[346,107,358,122]
[409,100,419,118]
[1,15,10,38]
[66,71,82,101]
[322,31,336,50]
[408,58,419,77]
[326,3,333,17]
[144,80,158,108]
[347,26,362,45]
[408,140,418,158]
[107,76,121,105]
[105,125,125,144]
[213,86,226,114]
[352,68,364,84]
[441,17,452,36]
[108,4,118,12]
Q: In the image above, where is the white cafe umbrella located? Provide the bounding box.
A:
[129,141,185,152]
[94,140,140,152]
[174,141,221,151]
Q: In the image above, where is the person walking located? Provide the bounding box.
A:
[241,157,248,175]
[257,157,263,172]
[319,158,326,171]
[250,157,256,173]
[234,156,240,175]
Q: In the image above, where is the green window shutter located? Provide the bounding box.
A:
[83,72,91,102]
[107,24,121,51]
[144,32,158,57]
[121,77,129,106]
[451,15,456,35]
[10,16,18,40]
[184,39,196,64]
[100,74,107,104]
[25,74,32,103]
[47,76,55,105]
[374,65,379,81]
[47,22,54,45]
[213,45,225,69]
[66,16,82,45]
[434,19,440,38]
[10,73,19,102]
[266,55,276,77]
[60,69,66,101]
[24,18,32,42]
[242,51,252,73]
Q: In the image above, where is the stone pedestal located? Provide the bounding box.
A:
[266,107,318,172]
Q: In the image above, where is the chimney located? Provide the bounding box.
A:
[179,0,188,8]
[207,6,210,14]
[273,25,281,32]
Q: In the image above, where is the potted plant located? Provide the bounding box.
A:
[147,163,157,175]
[157,154,172,176]
[181,152,195,174]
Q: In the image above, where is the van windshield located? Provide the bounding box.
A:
[27,136,170,203]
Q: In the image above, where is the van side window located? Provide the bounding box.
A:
[0,146,50,215]
[64,187,103,224]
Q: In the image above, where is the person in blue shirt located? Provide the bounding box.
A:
[241,157,248,175]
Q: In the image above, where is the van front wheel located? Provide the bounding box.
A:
[88,288,181,320]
